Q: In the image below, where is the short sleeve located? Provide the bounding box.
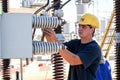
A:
[63,39,80,52]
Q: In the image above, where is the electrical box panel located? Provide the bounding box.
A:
[0,13,32,58]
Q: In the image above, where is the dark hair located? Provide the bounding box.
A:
[89,25,95,37]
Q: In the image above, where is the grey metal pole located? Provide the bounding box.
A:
[20,59,23,80]
[16,71,19,80]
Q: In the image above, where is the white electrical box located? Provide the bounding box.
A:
[0,13,32,58]
[0,15,2,58]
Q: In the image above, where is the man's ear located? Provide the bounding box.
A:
[91,28,95,33]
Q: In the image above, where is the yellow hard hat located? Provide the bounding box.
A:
[79,13,99,28]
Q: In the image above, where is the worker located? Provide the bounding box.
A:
[42,13,102,80]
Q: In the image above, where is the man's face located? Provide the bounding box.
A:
[78,24,94,38]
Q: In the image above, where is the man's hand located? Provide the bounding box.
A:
[42,28,58,42]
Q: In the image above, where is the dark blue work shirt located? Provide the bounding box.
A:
[64,39,101,80]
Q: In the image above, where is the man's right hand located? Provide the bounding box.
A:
[42,28,58,42]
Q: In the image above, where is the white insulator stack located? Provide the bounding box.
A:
[32,15,65,28]
[32,41,63,55]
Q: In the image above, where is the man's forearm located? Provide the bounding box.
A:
[59,49,82,65]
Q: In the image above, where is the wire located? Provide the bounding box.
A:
[34,0,49,14]
[60,0,71,9]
